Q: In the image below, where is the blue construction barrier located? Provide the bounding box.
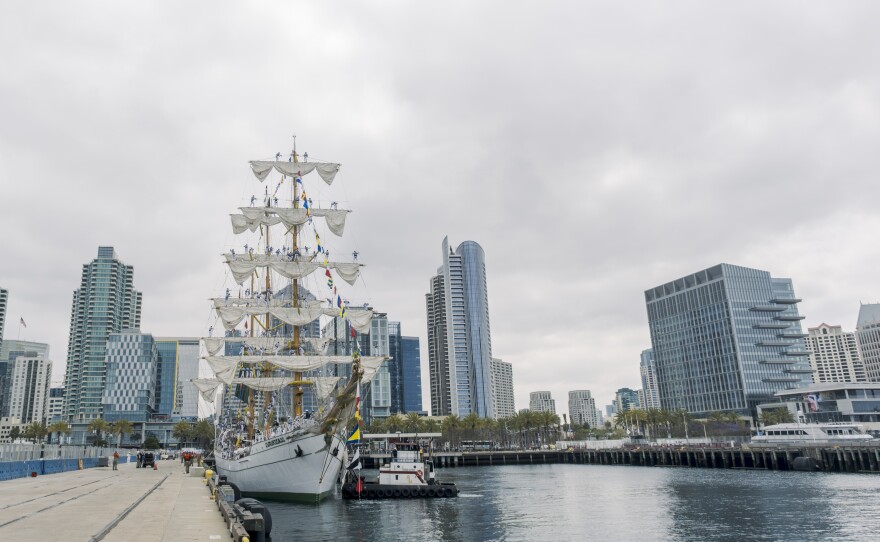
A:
[0,457,104,481]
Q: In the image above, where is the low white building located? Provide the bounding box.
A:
[757,382,880,435]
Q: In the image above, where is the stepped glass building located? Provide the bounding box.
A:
[645,264,811,419]
[63,247,142,422]
[426,237,495,418]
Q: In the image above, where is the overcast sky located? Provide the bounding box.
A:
[1,1,879,415]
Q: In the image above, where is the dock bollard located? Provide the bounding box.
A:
[205,469,213,485]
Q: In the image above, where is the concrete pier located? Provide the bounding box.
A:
[0,458,228,541]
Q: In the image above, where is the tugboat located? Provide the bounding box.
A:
[341,442,459,499]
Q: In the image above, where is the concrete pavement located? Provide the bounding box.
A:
[0,457,230,542]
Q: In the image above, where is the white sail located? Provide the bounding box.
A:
[192,378,223,402]
[233,207,351,237]
[215,305,374,333]
[221,255,362,285]
[205,354,387,385]
[202,336,332,356]
[248,160,341,185]
[193,376,341,399]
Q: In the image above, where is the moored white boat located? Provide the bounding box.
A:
[752,422,875,444]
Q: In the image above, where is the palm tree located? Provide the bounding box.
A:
[441,414,461,448]
[48,421,71,445]
[23,421,48,443]
[110,419,134,447]
[87,418,111,447]
[403,412,423,433]
[172,421,193,447]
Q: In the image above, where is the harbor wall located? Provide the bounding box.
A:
[0,444,113,481]
[362,445,880,473]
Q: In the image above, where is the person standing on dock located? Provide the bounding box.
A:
[183,450,193,474]
[112,451,119,470]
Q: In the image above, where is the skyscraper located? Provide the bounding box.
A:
[63,247,142,422]
[491,358,515,418]
[613,388,640,413]
[426,237,494,418]
[400,336,423,413]
[639,349,661,409]
[9,355,52,424]
[0,340,50,418]
[529,391,555,413]
[568,390,599,428]
[388,321,423,414]
[805,324,866,383]
[645,263,810,418]
[155,337,200,418]
[102,331,157,422]
[855,304,880,382]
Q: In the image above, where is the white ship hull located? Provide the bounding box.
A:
[215,430,346,503]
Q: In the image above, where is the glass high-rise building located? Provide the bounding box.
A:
[63,247,142,422]
[387,322,423,414]
[426,237,494,418]
[614,388,640,413]
[155,337,200,419]
[645,263,811,418]
[639,349,661,409]
[102,331,157,422]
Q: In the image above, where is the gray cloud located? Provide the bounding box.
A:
[1,1,879,413]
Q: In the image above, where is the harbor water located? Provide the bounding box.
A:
[264,463,880,541]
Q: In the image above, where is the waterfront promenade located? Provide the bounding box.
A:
[0,459,227,542]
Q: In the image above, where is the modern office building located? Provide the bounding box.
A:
[9,355,52,424]
[101,331,157,422]
[48,387,64,422]
[387,322,423,414]
[491,358,515,419]
[568,390,599,428]
[529,391,555,413]
[855,304,880,382]
[645,263,811,418]
[63,247,142,422]
[153,337,200,419]
[613,387,640,413]
[367,313,391,419]
[426,237,494,418]
[0,340,50,418]
[400,336,423,413]
[805,324,866,383]
[639,349,661,409]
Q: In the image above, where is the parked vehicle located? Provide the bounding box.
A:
[141,452,156,468]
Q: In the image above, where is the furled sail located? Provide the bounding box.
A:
[249,160,341,185]
[202,336,332,357]
[221,255,362,285]
[215,305,374,333]
[205,354,386,385]
[192,376,341,400]
[233,207,351,237]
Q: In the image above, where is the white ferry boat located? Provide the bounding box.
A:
[341,442,459,499]
[752,422,875,444]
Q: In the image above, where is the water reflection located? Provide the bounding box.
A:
[264,464,880,542]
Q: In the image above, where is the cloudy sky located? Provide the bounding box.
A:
[1,1,879,415]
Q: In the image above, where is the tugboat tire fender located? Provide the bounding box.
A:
[418,488,428,497]
[427,487,437,497]
[393,489,403,498]
[366,488,377,499]
[444,487,454,497]
[402,488,412,498]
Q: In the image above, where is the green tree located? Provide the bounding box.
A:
[172,421,193,447]
[9,426,21,442]
[22,422,48,443]
[192,419,215,450]
[48,421,71,444]
[87,418,111,447]
[403,412,423,433]
[110,419,134,447]
[143,433,161,450]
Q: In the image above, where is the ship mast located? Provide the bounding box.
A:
[291,136,304,418]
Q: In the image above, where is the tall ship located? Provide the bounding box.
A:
[192,142,384,502]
